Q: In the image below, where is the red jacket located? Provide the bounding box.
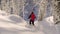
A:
[28,12,36,21]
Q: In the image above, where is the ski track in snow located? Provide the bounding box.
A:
[0,10,60,34]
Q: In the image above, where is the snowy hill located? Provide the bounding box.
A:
[0,10,60,34]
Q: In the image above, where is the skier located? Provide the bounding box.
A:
[28,12,36,26]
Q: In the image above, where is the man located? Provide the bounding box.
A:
[28,12,36,26]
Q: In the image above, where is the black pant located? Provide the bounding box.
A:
[29,20,34,25]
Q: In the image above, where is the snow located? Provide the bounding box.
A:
[45,16,54,26]
[0,10,60,34]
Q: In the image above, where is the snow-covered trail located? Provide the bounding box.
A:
[0,16,59,34]
[0,14,41,34]
[0,10,60,34]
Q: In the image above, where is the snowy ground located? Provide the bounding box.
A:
[0,10,60,34]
